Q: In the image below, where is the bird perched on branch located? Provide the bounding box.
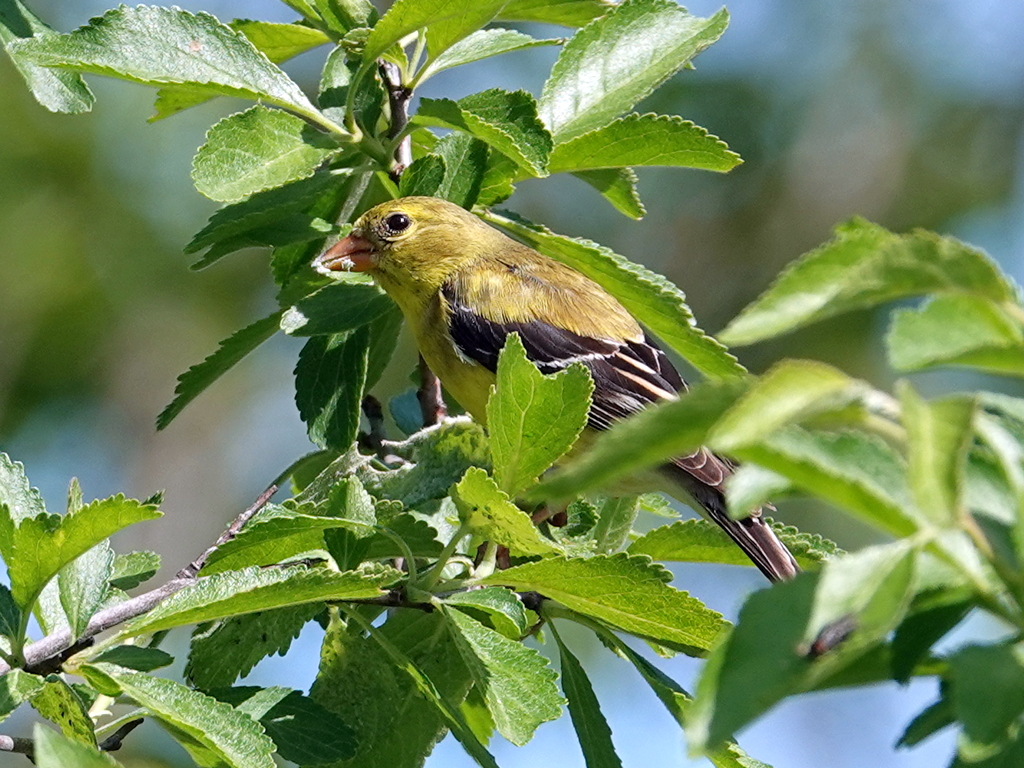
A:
[314,196,798,581]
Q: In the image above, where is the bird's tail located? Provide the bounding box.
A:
[663,450,799,582]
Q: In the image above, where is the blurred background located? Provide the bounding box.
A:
[2,0,1024,765]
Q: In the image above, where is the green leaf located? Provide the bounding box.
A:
[487,212,746,380]
[572,168,646,219]
[415,90,552,177]
[887,293,1024,375]
[551,625,622,768]
[186,603,322,690]
[7,6,321,117]
[0,669,43,723]
[399,153,447,197]
[537,380,747,500]
[199,510,340,574]
[897,696,954,748]
[86,664,276,768]
[445,607,563,746]
[720,218,1019,347]
[539,0,728,143]
[0,0,94,113]
[8,495,160,610]
[498,0,615,27]
[271,174,353,286]
[31,675,95,746]
[899,383,975,527]
[192,106,341,203]
[484,554,724,655]
[58,540,113,638]
[460,685,496,747]
[549,114,740,173]
[724,464,794,517]
[891,600,972,684]
[0,584,22,640]
[628,518,840,570]
[444,587,532,639]
[434,132,489,208]
[488,334,592,496]
[591,496,641,554]
[157,310,283,430]
[452,468,561,555]
[419,28,561,81]
[949,643,1024,746]
[119,565,397,637]
[312,610,483,768]
[295,326,370,451]
[34,725,122,768]
[363,0,509,64]
[152,20,331,120]
[109,550,160,591]
[212,686,356,764]
[281,281,394,337]
[0,451,47,528]
[92,646,174,672]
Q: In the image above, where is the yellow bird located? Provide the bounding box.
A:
[314,196,798,581]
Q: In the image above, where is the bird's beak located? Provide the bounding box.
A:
[313,233,376,274]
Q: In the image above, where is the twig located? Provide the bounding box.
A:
[0,735,33,757]
[98,718,144,752]
[381,60,413,178]
[0,484,278,677]
[417,356,448,427]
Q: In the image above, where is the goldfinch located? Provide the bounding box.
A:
[313,196,798,581]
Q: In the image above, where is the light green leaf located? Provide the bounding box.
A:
[487,212,746,380]
[34,725,122,768]
[419,28,561,81]
[445,607,563,746]
[186,603,322,690]
[58,540,113,639]
[109,550,160,591]
[488,334,592,496]
[720,218,1019,347]
[483,554,725,655]
[8,496,160,610]
[550,114,740,173]
[415,90,552,176]
[152,20,331,120]
[724,464,794,517]
[591,496,641,554]
[572,168,646,219]
[887,293,1024,375]
[312,610,477,768]
[0,0,94,113]
[628,518,840,570]
[31,676,95,745]
[157,310,283,430]
[537,380,747,501]
[539,0,728,142]
[0,452,47,528]
[86,665,276,768]
[7,6,320,116]
[120,565,397,637]
[192,106,341,203]
[948,643,1024,746]
[452,468,561,556]
[0,670,43,725]
[551,624,622,768]
[295,326,370,451]
[444,587,532,639]
[212,686,356,764]
[498,0,614,27]
[281,281,393,337]
[899,383,975,528]
[363,0,509,64]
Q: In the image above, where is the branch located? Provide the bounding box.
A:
[0,484,278,677]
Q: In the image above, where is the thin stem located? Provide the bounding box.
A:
[420,524,471,589]
[471,542,499,581]
[377,527,419,583]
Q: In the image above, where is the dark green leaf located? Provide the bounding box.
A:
[572,168,646,219]
[452,468,562,555]
[891,600,972,684]
[399,153,447,197]
[550,114,740,173]
[281,281,394,336]
[484,554,724,655]
[8,6,321,117]
[31,676,95,745]
[539,0,728,142]
[488,334,592,496]
[186,603,322,690]
[109,550,160,591]
[487,212,746,379]
[192,106,342,203]
[157,311,283,430]
[445,607,563,746]
[897,696,954,748]
[949,643,1024,746]
[0,0,94,113]
[551,625,622,768]
[720,218,1018,347]
[434,132,489,208]
[92,646,174,672]
[295,326,370,451]
[0,584,21,640]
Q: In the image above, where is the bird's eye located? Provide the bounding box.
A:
[384,212,411,235]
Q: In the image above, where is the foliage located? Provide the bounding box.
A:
[1,1,1022,767]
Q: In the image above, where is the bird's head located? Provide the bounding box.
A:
[313,197,498,295]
